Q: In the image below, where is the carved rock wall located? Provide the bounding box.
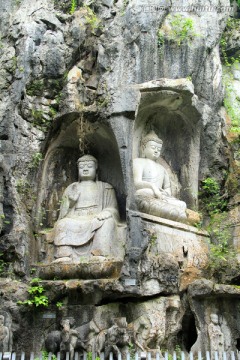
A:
[0,0,239,354]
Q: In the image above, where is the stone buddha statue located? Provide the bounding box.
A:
[133,131,187,223]
[53,155,120,262]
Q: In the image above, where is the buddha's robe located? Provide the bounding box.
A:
[53,181,119,258]
[133,158,187,222]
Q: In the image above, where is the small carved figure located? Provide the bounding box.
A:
[53,155,120,262]
[45,321,88,356]
[105,318,130,357]
[133,131,187,222]
[132,316,164,351]
[87,317,129,358]
[0,315,10,352]
[208,314,224,353]
[60,319,79,360]
[45,330,61,353]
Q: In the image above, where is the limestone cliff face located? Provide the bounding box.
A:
[0,0,240,354]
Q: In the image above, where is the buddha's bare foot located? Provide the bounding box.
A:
[52,257,72,263]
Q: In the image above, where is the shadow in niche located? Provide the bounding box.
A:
[230,275,240,286]
[35,118,126,232]
[236,338,240,351]
[179,311,197,352]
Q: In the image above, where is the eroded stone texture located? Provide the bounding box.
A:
[0,313,12,353]
[0,0,239,354]
[189,280,240,352]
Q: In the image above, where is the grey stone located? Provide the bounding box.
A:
[0,0,239,353]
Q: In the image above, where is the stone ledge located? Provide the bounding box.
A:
[33,258,123,280]
[131,210,209,237]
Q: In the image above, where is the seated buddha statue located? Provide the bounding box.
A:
[133,131,187,223]
[53,155,120,262]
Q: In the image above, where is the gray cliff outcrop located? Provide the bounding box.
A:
[0,0,240,354]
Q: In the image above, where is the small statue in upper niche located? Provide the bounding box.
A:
[53,154,120,262]
[133,131,187,222]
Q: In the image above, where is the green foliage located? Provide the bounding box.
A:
[158,14,198,47]
[0,214,11,225]
[16,178,30,194]
[121,0,129,16]
[29,152,43,169]
[56,301,63,308]
[146,229,157,254]
[199,177,227,216]
[17,278,49,308]
[221,18,240,66]
[49,107,57,117]
[84,5,101,34]
[34,351,57,360]
[127,342,135,360]
[161,345,182,360]
[208,213,233,260]
[26,80,45,96]
[206,212,236,279]
[157,29,165,49]
[32,109,43,123]
[223,67,240,134]
[31,108,52,132]
[70,0,77,14]
[86,353,100,360]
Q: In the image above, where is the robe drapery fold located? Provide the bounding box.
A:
[54,181,119,247]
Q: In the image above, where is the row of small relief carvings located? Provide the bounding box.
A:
[0,351,239,360]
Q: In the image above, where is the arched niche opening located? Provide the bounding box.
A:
[133,84,201,209]
[34,115,126,231]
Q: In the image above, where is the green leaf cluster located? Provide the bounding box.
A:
[223,67,240,134]
[158,14,198,47]
[206,212,236,280]
[34,351,57,360]
[17,278,49,308]
[70,0,77,14]
[84,5,102,34]
[29,152,43,169]
[199,177,227,216]
[220,18,240,67]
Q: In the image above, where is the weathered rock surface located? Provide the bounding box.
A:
[0,0,240,354]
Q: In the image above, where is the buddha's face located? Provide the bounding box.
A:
[210,314,218,325]
[78,160,97,181]
[143,140,162,161]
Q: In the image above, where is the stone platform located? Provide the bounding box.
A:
[34,258,123,280]
[138,211,209,268]
[128,211,210,293]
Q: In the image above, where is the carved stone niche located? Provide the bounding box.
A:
[132,79,202,210]
[32,115,126,279]
[189,280,240,353]
[127,79,208,284]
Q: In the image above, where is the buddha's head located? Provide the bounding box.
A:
[210,313,219,325]
[77,155,98,181]
[141,131,163,161]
